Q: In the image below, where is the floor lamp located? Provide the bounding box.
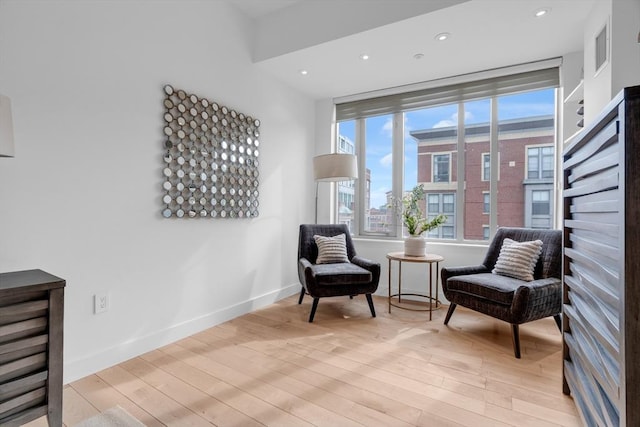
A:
[313,153,358,223]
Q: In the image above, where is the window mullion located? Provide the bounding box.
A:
[355,118,365,235]
[489,97,499,237]
[392,112,404,238]
[455,102,465,242]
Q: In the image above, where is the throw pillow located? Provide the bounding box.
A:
[314,233,349,264]
[492,238,543,281]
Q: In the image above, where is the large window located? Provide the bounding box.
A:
[335,63,559,240]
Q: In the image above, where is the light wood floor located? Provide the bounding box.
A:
[27,295,581,426]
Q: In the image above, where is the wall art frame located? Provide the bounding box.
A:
[160,84,261,219]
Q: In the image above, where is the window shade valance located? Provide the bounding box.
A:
[335,64,560,121]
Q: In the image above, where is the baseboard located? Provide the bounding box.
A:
[64,283,301,384]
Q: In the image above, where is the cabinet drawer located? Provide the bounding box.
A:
[0,386,46,422]
[0,300,49,326]
[0,371,47,405]
[0,318,47,345]
[0,334,48,365]
[0,353,47,384]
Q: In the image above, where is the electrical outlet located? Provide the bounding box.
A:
[94,292,109,314]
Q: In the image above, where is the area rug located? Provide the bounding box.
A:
[74,406,146,427]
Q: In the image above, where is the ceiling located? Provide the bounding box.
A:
[229,0,300,18]
[227,0,595,100]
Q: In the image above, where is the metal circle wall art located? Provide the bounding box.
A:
[161,84,261,219]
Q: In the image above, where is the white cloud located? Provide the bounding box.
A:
[383,116,412,136]
[433,119,456,128]
[382,117,393,136]
[431,111,474,128]
[380,153,393,167]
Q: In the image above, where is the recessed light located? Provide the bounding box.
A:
[413,53,424,60]
[360,54,370,60]
[435,32,450,41]
[534,8,550,17]
[299,70,308,76]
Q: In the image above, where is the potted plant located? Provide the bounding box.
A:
[391,184,447,256]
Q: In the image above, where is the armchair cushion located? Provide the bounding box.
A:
[445,273,522,306]
[314,233,349,264]
[492,238,543,281]
[307,262,372,286]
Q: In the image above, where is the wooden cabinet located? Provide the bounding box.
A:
[0,270,65,427]
[562,86,640,427]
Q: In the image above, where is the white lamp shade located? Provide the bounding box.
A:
[0,95,15,158]
[313,153,358,181]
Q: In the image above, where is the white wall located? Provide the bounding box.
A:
[560,51,584,145]
[583,0,640,122]
[610,0,640,96]
[583,0,612,122]
[0,0,314,383]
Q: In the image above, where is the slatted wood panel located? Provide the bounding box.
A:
[26,295,581,427]
[563,85,640,427]
[0,292,50,425]
[0,270,65,427]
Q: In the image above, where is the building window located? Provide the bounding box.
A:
[336,128,357,232]
[433,154,450,183]
[427,194,439,213]
[482,153,490,181]
[532,190,550,215]
[426,193,456,238]
[527,146,554,179]
[443,193,455,213]
[441,226,455,239]
[483,192,490,214]
[483,226,490,240]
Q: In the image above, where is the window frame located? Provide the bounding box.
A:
[481,152,491,182]
[526,144,555,180]
[531,189,551,216]
[482,191,490,214]
[426,192,456,239]
[432,152,451,183]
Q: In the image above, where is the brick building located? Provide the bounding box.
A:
[410,115,555,240]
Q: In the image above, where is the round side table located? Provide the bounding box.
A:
[386,251,445,320]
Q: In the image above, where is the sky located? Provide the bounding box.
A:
[338,88,556,209]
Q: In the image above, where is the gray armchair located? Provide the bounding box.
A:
[298,224,380,322]
[441,227,562,358]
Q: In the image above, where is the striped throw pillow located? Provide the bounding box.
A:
[492,238,543,282]
[314,233,349,264]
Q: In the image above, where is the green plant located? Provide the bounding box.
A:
[391,184,447,236]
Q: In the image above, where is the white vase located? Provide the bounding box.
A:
[404,235,426,257]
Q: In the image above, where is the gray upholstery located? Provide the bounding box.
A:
[441,227,562,358]
[298,224,380,322]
